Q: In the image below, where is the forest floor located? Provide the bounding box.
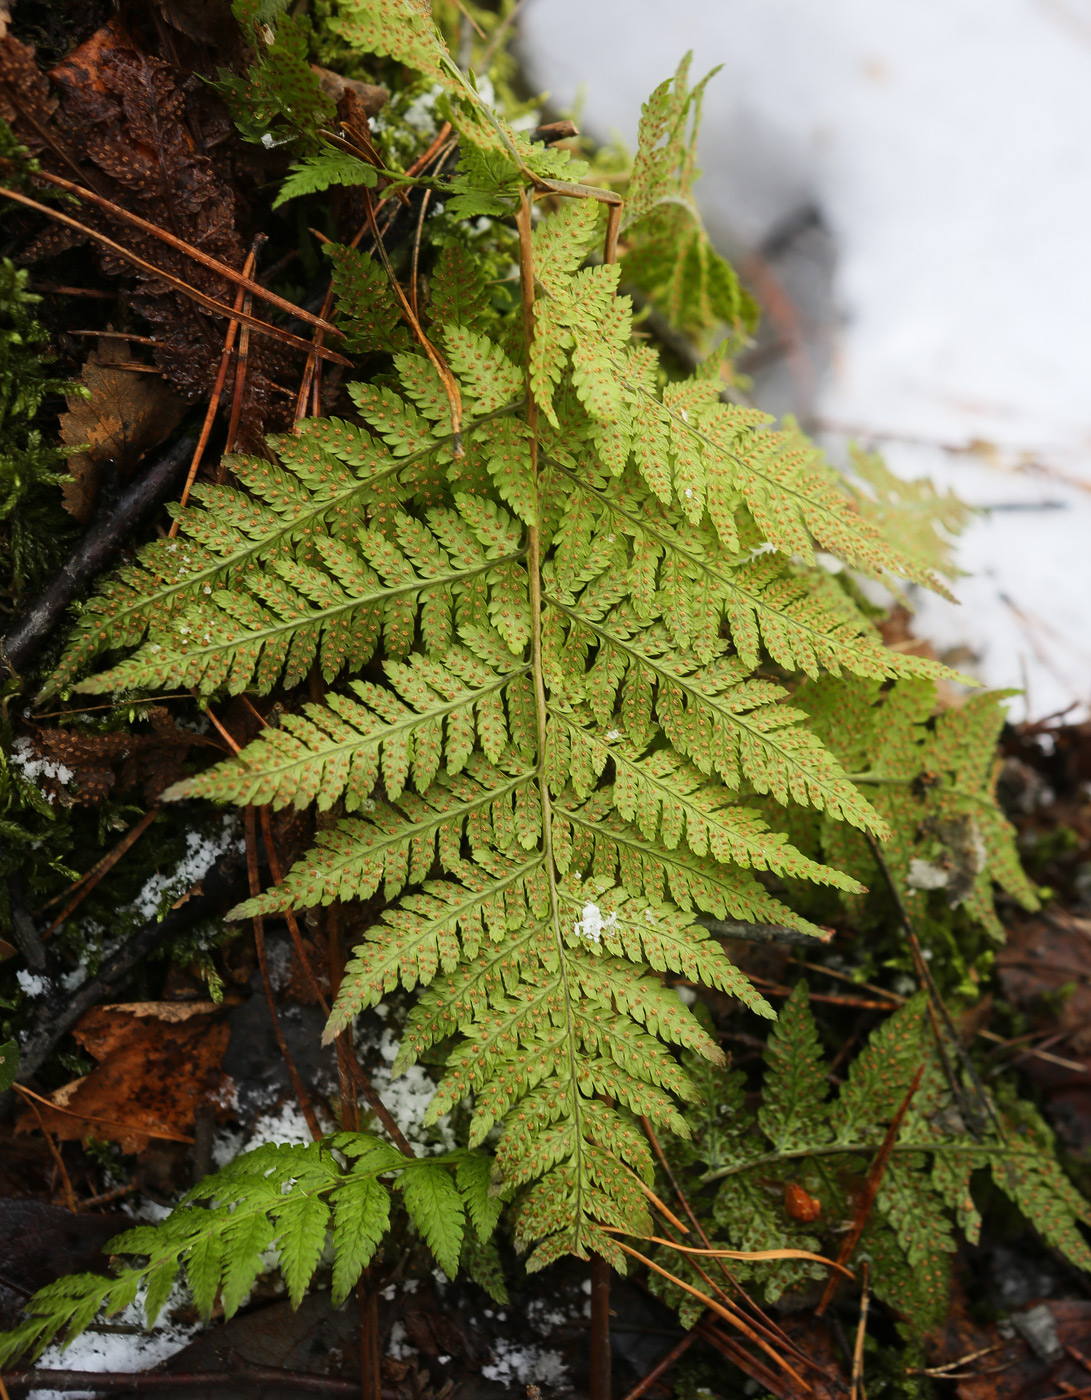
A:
[2,5,1091,1399]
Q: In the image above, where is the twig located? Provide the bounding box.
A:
[615,1241,814,1395]
[816,1064,924,1315]
[79,1179,138,1211]
[619,1329,699,1400]
[1,1367,365,1395]
[590,1255,612,1400]
[9,165,342,336]
[244,806,323,1142]
[2,433,197,679]
[12,1081,193,1145]
[750,976,899,1013]
[696,1321,795,1400]
[907,1342,1005,1378]
[13,1086,78,1210]
[608,1231,854,1279]
[700,918,833,947]
[640,1118,825,1380]
[850,1262,870,1400]
[362,188,463,453]
[171,250,251,527]
[0,185,349,364]
[865,832,1003,1140]
[42,807,161,938]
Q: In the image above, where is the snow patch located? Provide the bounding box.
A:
[10,736,73,801]
[130,816,242,922]
[16,969,48,997]
[481,1337,569,1389]
[28,1292,198,1400]
[573,901,617,945]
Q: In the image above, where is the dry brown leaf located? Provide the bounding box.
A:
[20,1001,233,1153]
[59,337,186,520]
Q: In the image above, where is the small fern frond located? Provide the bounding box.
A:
[619,53,758,339]
[0,1135,492,1367]
[274,146,379,208]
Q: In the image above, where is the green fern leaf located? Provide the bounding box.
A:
[330,1175,390,1306]
[400,1161,466,1279]
[758,983,830,1152]
[274,146,379,207]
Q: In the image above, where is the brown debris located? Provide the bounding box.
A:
[18,1001,234,1153]
[59,337,186,519]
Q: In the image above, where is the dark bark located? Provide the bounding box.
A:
[1,1366,377,1395]
[0,432,197,679]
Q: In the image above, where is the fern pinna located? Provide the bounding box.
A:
[6,0,1023,1354]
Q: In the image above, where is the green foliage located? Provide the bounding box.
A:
[0,1135,492,1366]
[217,0,335,150]
[652,985,1091,1335]
[0,258,81,605]
[620,55,759,343]
[6,0,1071,1364]
[799,675,1040,941]
[38,0,973,1287]
[274,146,379,208]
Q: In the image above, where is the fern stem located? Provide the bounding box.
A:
[699,1139,1045,1187]
[517,185,587,1250]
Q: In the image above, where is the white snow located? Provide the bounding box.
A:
[10,735,73,800]
[481,1337,569,1389]
[130,816,242,922]
[522,0,1091,721]
[16,969,48,997]
[573,900,617,944]
[28,1293,198,1400]
[365,1025,456,1155]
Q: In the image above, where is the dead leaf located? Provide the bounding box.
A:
[19,1001,234,1153]
[997,909,1091,1054]
[59,337,185,520]
[928,1299,1091,1400]
[22,706,208,806]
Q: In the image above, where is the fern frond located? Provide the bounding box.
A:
[230,754,535,917]
[28,14,1038,1302]
[619,54,758,340]
[275,147,379,208]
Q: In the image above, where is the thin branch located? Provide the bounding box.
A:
[619,1329,699,1400]
[42,807,161,939]
[615,1241,814,1395]
[1,1367,363,1395]
[816,1064,923,1315]
[850,1262,870,1400]
[0,185,350,365]
[12,1081,193,1144]
[13,1086,78,1211]
[170,255,249,528]
[244,805,323,1142]
[362,188,463,453]
[10,165,342,336]
[1,433,197,679]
